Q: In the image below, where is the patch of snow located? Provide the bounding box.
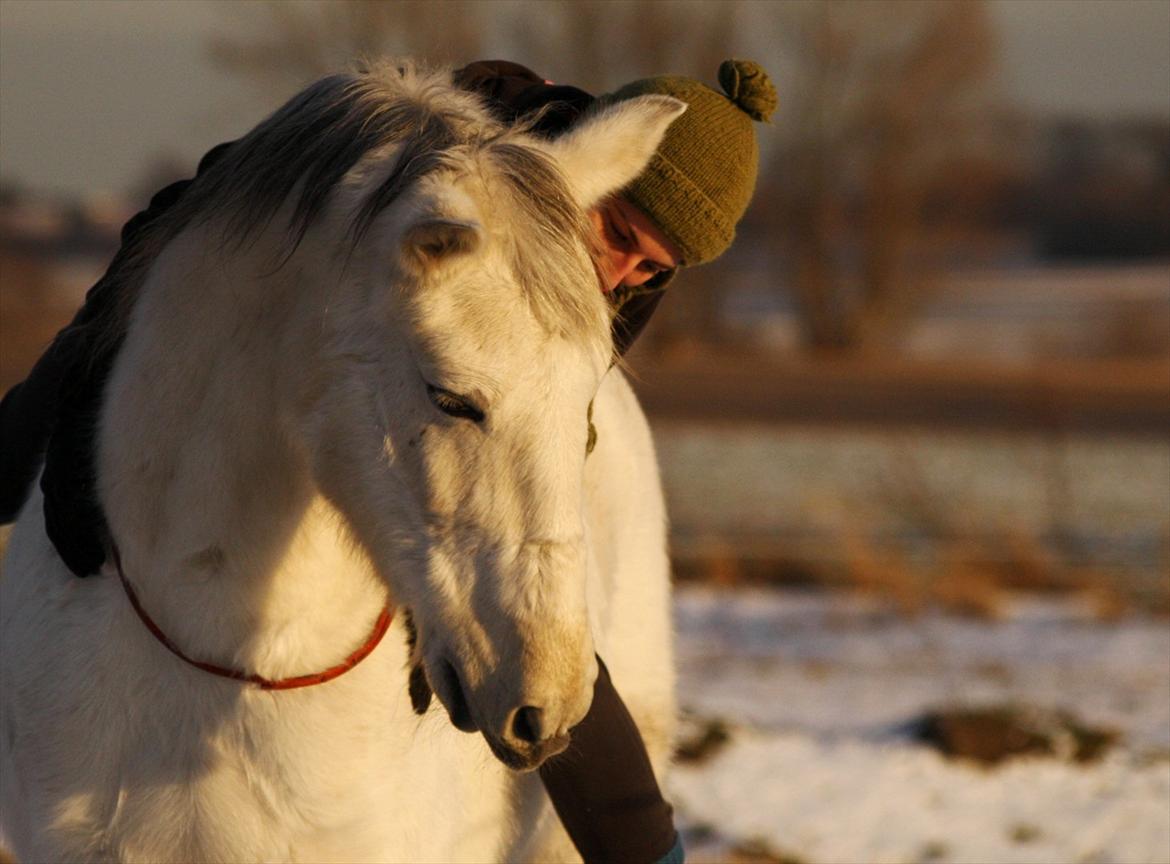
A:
[670,586,1170,864]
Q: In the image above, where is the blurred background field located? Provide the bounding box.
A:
[1,2,1167,862]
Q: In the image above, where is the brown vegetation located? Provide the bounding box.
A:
[0,252,76,390]
[671,459,1169,620]
[675,716,733,765]
[674,535,1168,619]
[629,350,1170,434]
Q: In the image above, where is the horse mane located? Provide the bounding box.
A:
[95,60,605,361]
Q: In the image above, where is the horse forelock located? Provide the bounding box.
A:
[185,61,482,255]
[347,103,607,354]
[482,141,609,353]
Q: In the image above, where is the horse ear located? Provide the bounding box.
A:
[538,95,686,210]
[402,218,481,270]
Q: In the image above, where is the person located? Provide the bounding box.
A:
[0,58,775,864]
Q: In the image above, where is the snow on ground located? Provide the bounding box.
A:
[669,586,1170,864]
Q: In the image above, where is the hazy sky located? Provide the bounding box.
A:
[1,0,1167,198]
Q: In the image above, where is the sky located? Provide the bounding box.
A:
[1,0,1168,198]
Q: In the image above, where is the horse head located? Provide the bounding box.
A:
[253,65,685,769]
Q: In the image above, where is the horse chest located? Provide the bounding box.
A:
[97,659,511,862]
[214,696,514,861]
[0,566,501,862]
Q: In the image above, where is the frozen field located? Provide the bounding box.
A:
[655,424,1170,581]
[668,586,1170,864]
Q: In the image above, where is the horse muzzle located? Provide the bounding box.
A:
[413,649,593,772]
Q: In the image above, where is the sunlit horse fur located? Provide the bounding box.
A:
[0,62,683,862]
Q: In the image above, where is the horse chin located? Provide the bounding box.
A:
[415,638,579,771]
[484,730,571,773]
[430,661,570,771]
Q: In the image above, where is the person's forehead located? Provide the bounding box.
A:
[613,197,683,266]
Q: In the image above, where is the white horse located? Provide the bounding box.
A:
[0,63,682,863]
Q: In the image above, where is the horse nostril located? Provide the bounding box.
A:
[511,706,545,744]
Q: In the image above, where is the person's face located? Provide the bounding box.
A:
[590,197,682,293]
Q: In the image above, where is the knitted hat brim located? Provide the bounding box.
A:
[623,152,736,267]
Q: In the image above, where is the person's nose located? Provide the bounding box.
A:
[602,251,650,292]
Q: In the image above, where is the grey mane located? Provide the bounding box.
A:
[100,60,605,357]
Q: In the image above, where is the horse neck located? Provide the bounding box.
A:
[98,223,388,678]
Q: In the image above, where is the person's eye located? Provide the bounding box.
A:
[603,214,634,250]
[426,384,485,423]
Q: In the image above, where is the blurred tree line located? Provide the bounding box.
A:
[208,0,1170,356]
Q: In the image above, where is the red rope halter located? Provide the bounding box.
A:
[112,545,393,690]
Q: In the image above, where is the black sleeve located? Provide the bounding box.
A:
[539,656,679,864]
[611,269,675,359]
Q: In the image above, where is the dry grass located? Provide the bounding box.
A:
[1079,579,1131,622]
[0,251,76,390]
[673,522,1163,620]
[840,525,927,616]
[929,556,1008,619]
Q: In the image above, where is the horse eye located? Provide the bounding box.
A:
[426,384,485,423]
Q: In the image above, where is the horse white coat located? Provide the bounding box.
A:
[0,64,682,862]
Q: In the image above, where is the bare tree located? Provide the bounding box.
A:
[208,0,487,93]
[209,0,741,98]
[508,0,738,93]
[758,0,999,353]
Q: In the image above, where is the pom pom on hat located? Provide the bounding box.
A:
[718,59,777,123]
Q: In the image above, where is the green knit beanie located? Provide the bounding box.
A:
[603,59,776,266]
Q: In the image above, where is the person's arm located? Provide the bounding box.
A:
[540,656,682,864]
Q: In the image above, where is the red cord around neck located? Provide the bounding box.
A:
[111,545,393,690]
